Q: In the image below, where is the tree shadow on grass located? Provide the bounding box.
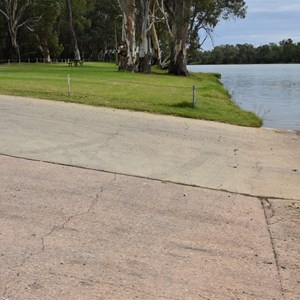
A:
[171,101,194,109]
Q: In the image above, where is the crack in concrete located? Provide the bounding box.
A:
[262,198,275,218]
[2,190,101,298]
[2,152,300,202]
[261,198,285,299]
[1,175,118,299]
[40,173,117,253]
[41,192,100,252]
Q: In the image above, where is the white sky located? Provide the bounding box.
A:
[201,0,300,50]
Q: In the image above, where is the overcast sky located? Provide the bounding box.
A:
[202,0,300,50]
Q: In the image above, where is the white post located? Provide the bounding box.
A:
[192,86,196,108]
[67,74,71,96]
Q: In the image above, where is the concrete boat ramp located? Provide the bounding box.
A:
[0,95,299,299]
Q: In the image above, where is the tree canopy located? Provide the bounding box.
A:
[0,0,248,74]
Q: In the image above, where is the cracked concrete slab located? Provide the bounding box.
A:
[0,155,287,300]
[263,199,300,300]
[0,95,299,299]
[0,95,299,199]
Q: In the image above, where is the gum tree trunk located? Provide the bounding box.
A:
[118,0,137,71]
[38,43,51,63]
[137,0,152,73]
[66,0,81,61]
[150,23,161,66]
[8,25,20,60]
[166,0,191,76]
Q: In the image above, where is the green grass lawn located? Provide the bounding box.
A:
[0,62,262,127]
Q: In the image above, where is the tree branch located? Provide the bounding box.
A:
[0,8,9,20]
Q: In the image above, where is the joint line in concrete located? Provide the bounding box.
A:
[261,199,285,298]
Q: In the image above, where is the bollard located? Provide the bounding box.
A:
[192,85,196,108]
[67,74,71,96]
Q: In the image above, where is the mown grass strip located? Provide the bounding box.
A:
[0,62,262,127]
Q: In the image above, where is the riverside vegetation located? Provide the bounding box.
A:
[0,62,262,127]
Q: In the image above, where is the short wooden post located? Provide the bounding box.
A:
[192,85,196,108]
[67,74,71,96]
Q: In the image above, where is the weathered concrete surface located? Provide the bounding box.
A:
[0,155,287,300]
[0,95,299,299]
[263,199,300,300]
[0,95,299,199]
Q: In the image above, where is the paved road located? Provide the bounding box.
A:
[0,95,299,299]
[0,95,299,199]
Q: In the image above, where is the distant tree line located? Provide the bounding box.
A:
[190,39,300,64]
[0,0,247,75]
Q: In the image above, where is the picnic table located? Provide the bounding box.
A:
[67,59,84,67]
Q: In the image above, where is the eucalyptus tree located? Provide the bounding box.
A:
[136,0,153,73]
[117,0,247,75]
[83,0,120,60]
[65,0,81,60]
[0,12,8,59]
[117,0,136,71]
[236,43,256,64]
[0,0,33,59]
[118,0,159,73]
[163,0,247,75]
[279,39,298,63]
[28,0,63,62]
[163,0,192,75]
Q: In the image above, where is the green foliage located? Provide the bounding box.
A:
[190,0,246,34]
[82,0,121,59]
[30,0,64,58]
[0,0,121,61]
[191,39,300,64]
[0,14,8,59]
[0,62,262,127]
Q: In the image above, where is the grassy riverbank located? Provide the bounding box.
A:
[0,62,262,127]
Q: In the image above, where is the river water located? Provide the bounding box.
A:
[188,64,300,131]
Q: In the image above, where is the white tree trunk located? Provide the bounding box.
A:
[163,0,191,76]
[118,0,137,71]
[66,0,81,61]
[0,0,31,60]
[151,23,161,66]
[137,0,152,73]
